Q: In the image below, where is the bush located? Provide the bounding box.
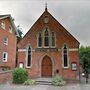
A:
[52,75,66,86]
[13,68,28,84]
[24,79,36,85]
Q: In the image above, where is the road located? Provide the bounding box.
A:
[0,83,90,90]
[0,76,90,90]
[80,74,90,84]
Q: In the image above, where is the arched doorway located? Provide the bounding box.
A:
[42,56,52,77]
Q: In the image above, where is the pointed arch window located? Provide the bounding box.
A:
[26,46,31,67]
[38,32,42,47]
[44,28,49,46]
[51,32,55,47]
[37,28,56,48]
[63,44,68,68]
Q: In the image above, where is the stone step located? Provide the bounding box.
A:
[36,81,52,85]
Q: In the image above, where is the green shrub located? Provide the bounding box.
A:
[13,68,28,84]
[52,75,66,86]
[24,79,36,85]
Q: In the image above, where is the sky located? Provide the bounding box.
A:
[0,0,90,46]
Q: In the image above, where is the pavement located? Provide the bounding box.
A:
[80,74,90,84]
[0,82,90,90]
[0,76,90,90]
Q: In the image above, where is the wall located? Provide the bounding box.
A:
[0,70,12,84]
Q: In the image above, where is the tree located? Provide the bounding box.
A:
[79,46,90,73]
[17,25,23,43]
[16,25,23,67]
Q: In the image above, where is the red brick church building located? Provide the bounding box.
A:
[18,7,80,80]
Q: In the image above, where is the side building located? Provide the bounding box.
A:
[0,15,17,70]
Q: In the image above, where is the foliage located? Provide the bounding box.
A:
[79,46,90,69]
[52,75,66,86]
[17,25,23,43]
[13,68,28,84]
[24,79,36,85]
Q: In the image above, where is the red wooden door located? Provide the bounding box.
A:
[42,56,52,77]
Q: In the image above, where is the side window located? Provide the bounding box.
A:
[26,46,31,67]
[63,44,69,68]
[9,25,12,33]
[4,37,8,45]
[1,21,5,30]
[3,52,8,62]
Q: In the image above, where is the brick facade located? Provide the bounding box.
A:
[0,70,12,84]
[18,8,80,80]
[0,15,17,69]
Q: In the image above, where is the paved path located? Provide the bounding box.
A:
[80,74,90,84]
[0,82,90,90]
[0,76,90,90]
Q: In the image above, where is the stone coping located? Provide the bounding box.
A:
[0,70,13,74]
